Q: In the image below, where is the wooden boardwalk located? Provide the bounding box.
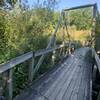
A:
[14,47,93,100]
[0,4,99,100]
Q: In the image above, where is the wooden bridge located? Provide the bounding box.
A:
[0,3,100,100]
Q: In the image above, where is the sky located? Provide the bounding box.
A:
[27,0,100,12]
[57,0,100,11]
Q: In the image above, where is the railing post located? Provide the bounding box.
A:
[7,69,13,100]
[52,38,56,66]
[28,52,35,82]
[68,42,71,54]
[0,75,3,97]
[62,42,65,56]
[52,50,56,65]
[91,4,97,47]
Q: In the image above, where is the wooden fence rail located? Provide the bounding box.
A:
[0,44,66,74]
[0,3,98,100]
[0,43,71,100]
[0,8,70,100]
[64,4,96,11]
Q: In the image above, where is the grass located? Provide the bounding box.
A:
[67,26,90,43]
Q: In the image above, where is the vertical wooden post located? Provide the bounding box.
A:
[7,69,13,100]
[63,11,71,54]
[97,91,100,100]
[52,36,56,65]
[62,12,65,56]
[68,42,71,54]
[92,65,97,83]
[62,11,68,56]
[91,3,97,47]
[52,50,56,65]
[28,52,35,82]
[0,75,3,98]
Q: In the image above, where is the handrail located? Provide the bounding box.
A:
[0,52,33,74]
[0,10,66,100]
[35,44,64,57]
[0,3,97,99]
[64,4,96,11]
[0,44,66,74]
[0,42,69,100]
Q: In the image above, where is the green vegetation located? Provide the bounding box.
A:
[66,8,93,30]
[0,0,100,97]
[0,0,61,96]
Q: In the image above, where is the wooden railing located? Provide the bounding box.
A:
[0,42,73,100]
[0,3,98,100]
[64,3,98,48]
[93,50,100,72]
[64,4,95,11]
[0,9,69,100]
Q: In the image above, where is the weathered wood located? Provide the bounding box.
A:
[52,39,56,65]
[90,3,97,47]
[0,77,3,96]
[64,4,96,11]
[0,44,66,74]
[93,65,97,82]
[49,59,79,100]
[52,50,56,66]
[14,47,93,100]
[0,52,33,74]
[35,44,65,57]
[7,69,13,100]
[69,63,84,100]
[28,56,35,82]
[94,50,100,72]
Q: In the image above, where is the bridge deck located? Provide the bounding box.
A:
[15,48,93,100]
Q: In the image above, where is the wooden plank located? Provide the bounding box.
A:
[64,4,95,11]
[0,44,66,74]
[14,57,72,100]
[63,61,84,100]
[35,44,65,57]
[55,60,80,100]
[52,50,56,66]
[88,64,94,100]
[33,56,75,95]
[14,48,93,100]
[30,56,78,100]
[52,39,56,65]
[28,56,35,82]
[90,3,97,46]
[84,63,89,100]
[0,52,33,74]
[77,62,90,100]
[44,58,78,99]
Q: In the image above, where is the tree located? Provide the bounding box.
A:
[66,8,93,30]
[0,0,18,7]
